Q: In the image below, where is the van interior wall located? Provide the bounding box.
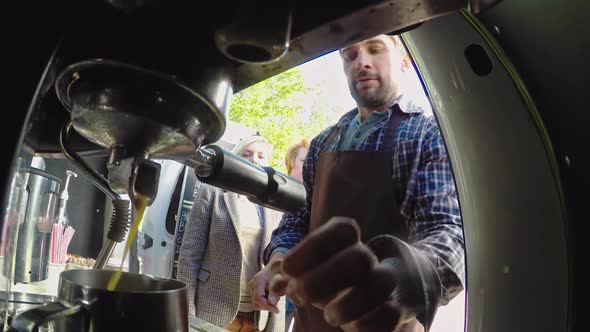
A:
[42,155,108,259]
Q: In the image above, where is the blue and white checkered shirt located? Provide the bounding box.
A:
[263,95,465,303]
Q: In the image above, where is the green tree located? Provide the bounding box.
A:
[229,68,335,172]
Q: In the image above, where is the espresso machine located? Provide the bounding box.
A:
[7,0,472,275]
[2,0,587,331]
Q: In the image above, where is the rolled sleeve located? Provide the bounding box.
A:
[406,119,465,304]
[263,133,326,264]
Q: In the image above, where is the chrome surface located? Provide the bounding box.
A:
[0,291,56,329]
[55,59,229,161]
[11,269,188,332]
[92,241,115,270]
[14,169,61,283]
[214,2,292,64]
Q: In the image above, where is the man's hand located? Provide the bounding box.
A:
[249,252,287,314]
[281,217,413,331]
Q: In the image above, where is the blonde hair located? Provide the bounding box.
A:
[284,138,310,175]
[232,134,273,157]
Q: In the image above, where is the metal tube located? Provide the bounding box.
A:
[93,240,117,269]
[187,146,218,178]
[60,122,120,201]
[188,145,306,213]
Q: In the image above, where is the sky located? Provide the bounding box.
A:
[297,51,357,119]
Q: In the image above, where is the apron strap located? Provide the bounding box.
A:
[380,103,404,151]
[320,126,340,153]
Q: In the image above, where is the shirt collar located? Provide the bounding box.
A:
[395,93,424,114]
[336,93,424,128]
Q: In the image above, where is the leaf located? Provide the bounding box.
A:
[228,68,342,172]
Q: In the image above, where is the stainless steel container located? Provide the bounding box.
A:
[14,168,61,283]
[0,291,56,330]
[10,269,188,332]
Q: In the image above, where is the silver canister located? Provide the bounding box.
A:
[14,168,61,283]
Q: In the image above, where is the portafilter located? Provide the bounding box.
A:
[54,59,231,269]
[55,59,230,161]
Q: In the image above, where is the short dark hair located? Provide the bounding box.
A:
[339,34,406,57]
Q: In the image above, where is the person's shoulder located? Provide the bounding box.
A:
[419,113,441,138]
[195,181,224,198]
[307,125,337,159]
[311,125,336,144]
[404,109,439,135]
[404,112,444,151]
[409,112,437,126]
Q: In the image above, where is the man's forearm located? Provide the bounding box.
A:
[263,213,309,264]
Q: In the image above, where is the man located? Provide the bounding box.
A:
[249,33,465,332]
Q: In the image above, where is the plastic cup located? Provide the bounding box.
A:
[45,262,67,296]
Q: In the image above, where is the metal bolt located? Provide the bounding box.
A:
[493,25,501,36]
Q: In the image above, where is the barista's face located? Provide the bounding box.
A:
[239,141,271,167]
[340,35,404,108]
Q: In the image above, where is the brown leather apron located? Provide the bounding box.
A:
[293,109,424,332]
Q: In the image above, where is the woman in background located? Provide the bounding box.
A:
[281,138,310,331]
[284,139,310,182]
[177,135,285,332]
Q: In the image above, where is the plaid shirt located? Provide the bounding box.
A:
[263,95,465,303]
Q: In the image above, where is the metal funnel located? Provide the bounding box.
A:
[55,59,230,161]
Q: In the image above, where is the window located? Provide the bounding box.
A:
[229,35,466,332]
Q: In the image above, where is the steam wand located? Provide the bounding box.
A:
[187,145,306,213]
[59,123,160,270]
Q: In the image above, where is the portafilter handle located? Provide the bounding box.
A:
[187,145,306,213]
[106,147,161,205]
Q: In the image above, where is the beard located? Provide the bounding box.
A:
[348,78,398,108]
